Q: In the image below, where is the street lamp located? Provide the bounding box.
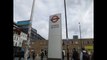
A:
[24,0,36,60]
[78,0,82,52]
[79,22,82,51]
[63,0,69,60]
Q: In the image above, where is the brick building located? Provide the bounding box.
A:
[22,38,94,56]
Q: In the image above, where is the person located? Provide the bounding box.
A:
[87,50,91,60]
[17,47,25,60]
[80,48,90,60]
[91,52,94,60]
[67,47,69,60]
[44,49,47,57]
[62,49,65,60]
[32,52,36,60]
[18,48,21,60]
[40,49,44,60]
[36,53,40,60]
[21,48,24,58]
[27,50,30,59]
[71,48,79,60]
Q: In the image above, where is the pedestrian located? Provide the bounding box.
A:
[36,53,40,60]
[27,50,30,59]
[91,52,94,60]
[87,50,91,60]
[62,49,65,60]
[67,48,69,60]
[40,49,44,60]
[80,48,90,60]
[71,48,79,60]
[18,48,21,60]
[44,49,47,57]
[21,48,24,58]
[32,51,36,60]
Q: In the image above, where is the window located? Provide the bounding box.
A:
[17,37,18,40]
[15,37,17,40]
[23,34,25,38]
[84,41,90,44]
[16,36,18,40]
[15,43,17,46]
[14,42,15,46]
[90,41,92,44]
[19,42,22,47]
[84,41,87,44]
[13,36,15,40]
[71,41,73,44]
[87,41,89,44]
[75,41,78,44]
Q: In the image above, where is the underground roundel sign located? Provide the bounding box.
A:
[51,15,59,23]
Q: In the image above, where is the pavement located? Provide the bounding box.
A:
[14,56,72,60]
[14,57,47,60]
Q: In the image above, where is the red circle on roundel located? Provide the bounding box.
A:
[51,15,59,23]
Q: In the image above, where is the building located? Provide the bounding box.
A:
[13,22,27,47]
[16,20,46,40]
[13,22,27,57]
[73,35,78,40]
[22,38,94,56]
[13,21,46,57]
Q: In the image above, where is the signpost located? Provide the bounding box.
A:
[48,13,62,60]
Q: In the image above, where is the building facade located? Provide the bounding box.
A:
[16,20,46,40]
[13,22,28,57]
[22,38,94,56]
[13,22,27,47]
[13,21,46,57]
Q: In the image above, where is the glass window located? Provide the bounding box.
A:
[90,41,92,44]
[15,43,17,46]
[84,41,87,44]
[16,36,17,40]
[87,41,89,44]
[71,41,73,44]
[16,37,17,40]
[17,37,18,40]
[19,42,22,47]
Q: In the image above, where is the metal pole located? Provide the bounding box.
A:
[79,22,82,49]
[24,0,35,60]
[64,0,68,40]
[64,0,69,60]
[79,0,82,50]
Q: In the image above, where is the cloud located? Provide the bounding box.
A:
[14,0,93,39]
[14,0,33,21]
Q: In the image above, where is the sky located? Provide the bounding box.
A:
[14,0,93,40]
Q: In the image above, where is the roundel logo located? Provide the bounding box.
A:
[51,15,59,23]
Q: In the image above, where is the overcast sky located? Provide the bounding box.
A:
[14,0,93,40]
